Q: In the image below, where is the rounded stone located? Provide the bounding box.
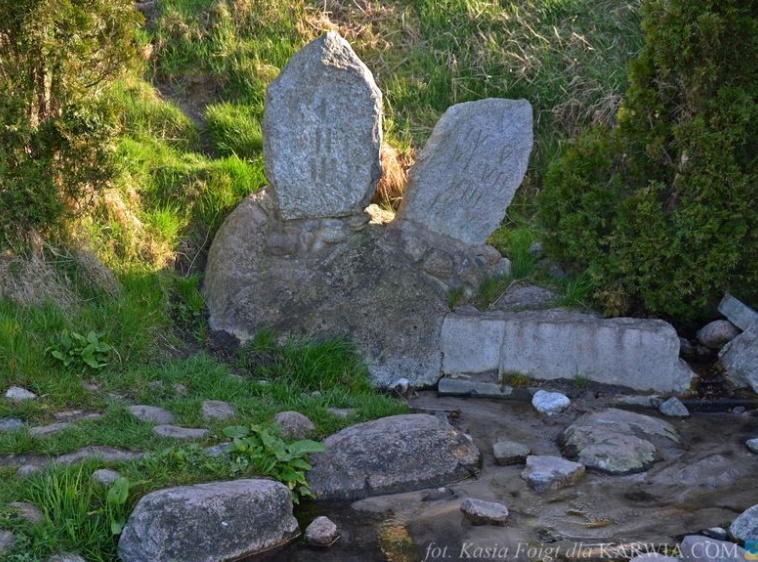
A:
[273,411,316,440]
[730,503,758,542]
[746,438,758,454]
[532,390,570,416]
[460,497,509,526]
[92,469,121,487]
[5,386,37,401]
[9,502,43,525]
[696,320,740,349]
[492,440,531,466]
[305,516,339,546]
[201,400,235,421]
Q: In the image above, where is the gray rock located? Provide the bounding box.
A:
[659,397,690,417]
[490,284,559,312]
[46,554,87,562]
[492,440,531,466]
[746,438,758,454]
[305,516,339,546]
[9,501,43,525]
[307,414,481,501]
[17,464,41,477]
[521,455,585,493]
[611,394,663,409]
[273,411,316,440]
[720,322,758,393]
[55,446,143,465]
[326,408,357,419]
[92,469,121,487]
[696,320,740,349]
[441,309,694,393]
[205,442,232,457]
[0,530,14,554]
[437,375,530,400]
[5,386,36,401]
[680,536,746,562]
[128,405,175,425]
[397,99,533,246]
[629,555,679,562]
[531,390,570,416]
[53,410,102,422]
[561,408,681,474]
[718,293,758,331]
[118,479,299,562]
[730,503,758,542]
[80,381,99,392]
[703,528,729,541]
[263,31,382,220]
[0,418,25,432]
[460,497,509,526]
[29,422,70,438]
[153,425,209,440]
[201,400,235,421]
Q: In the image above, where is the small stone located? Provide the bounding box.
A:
[53,410,102,422]
[173,384,188,396]
[703,528,729,541]
[128,405,175,425]
[460,497,509,526]
[659,397,690,418]
[17,464,42,477]
[746,438,758,454]
[521,455,585,493]
[493,440,531,466]
[9,502,44,525]
[30,422,70,438]
[305,516,340,546]
[46,554,88,562]
[326,408,356,419]
[273,411,316,440]
[5,386,37,401]
[730,503,758,542]
[54,446,143,465]
[201,400,235,421]
[696,320,740,349]
[0,530,14,554]
[153,425,209,440]
[0,418,25,432]
[80,381,99,392]
[681,536,746,562]
[532,390,570,416]
[205,442,232,457]
[92,469,121,487]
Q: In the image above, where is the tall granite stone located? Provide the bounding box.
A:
[263,31,382,219]
[397,99,533,246]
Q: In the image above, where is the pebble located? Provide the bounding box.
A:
[746,438,758,454]
[201,400,236,421]
[128,405,175,425]
[492,440,530,466]
[305,516,340,546]
[153,425,209,440]
[659,397,690,418]
[5,386,37,401]
[460,497,509,526]
[92,469,121,487]
[531,390,570,415]
[80,381,99,392]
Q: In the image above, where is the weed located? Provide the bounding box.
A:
[46,330,113,371]
[500,372,533,387]
[572,375,591,389]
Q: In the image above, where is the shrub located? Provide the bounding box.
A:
[538,0,758,325]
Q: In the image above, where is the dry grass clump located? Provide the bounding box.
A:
[373,143,413,209]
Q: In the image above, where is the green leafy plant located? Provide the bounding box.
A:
[46,330,113,371]
[224,424,325,504]
[104,477,130,536]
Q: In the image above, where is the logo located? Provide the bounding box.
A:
[745,541,758,561]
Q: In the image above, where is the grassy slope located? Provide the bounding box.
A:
[0,0,643,559]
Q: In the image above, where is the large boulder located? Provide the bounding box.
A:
[719,322,758,394]
[441,309,695,393]
[306,414,481,500]
[263,31,382,220]
[117,479,299,562]
[561,408,682,474]
[397,98,533,246]
[730,503,758,542]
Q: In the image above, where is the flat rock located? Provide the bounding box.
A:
[0,418,25,432]
[128,405,175,425]
[659,397,690,417]
[437,375,530,400]
[305,516,339,546]
[492,440,531,466]
[680,536,746,562]
[55,446,143,465]
[490,284,559,311]
[5,386,36,401]
[521,455,585,493]
[9,501,43,525]
[274,411,316,440]
[561,408,681,474]
[718,293,758,331]
[730,503,758,542]
[397,98,533,246]
[263,31,382,220]
[201,400,235,421]
[53,410,102,422]
[92,469,121,487]
[29,422,70,438]
[696,320,740,349]
[532,390,570,415]
[153,425,209,440]
[307,414,481,501]
[719,322,758,393]
[459,497,509,526]
[118,479,299,562]
[746,438,758,454]
[46,554,87,562]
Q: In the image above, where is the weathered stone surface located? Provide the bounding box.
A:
[630,555,679,562]
[201,400,235,421]
[206,191,506,388]
[92,469,121,487]
[696,320,740,349]
[397,99,532,246]
[719,322,758,393]
[305,516,339,546]
[460,497,509,526]
[681,536,746,562]
[47,555,87,562]
[730,503,758,542]
[307,414,481,501]
[55,446,143,465]
[493,440,530,466]
[5,386,36,401]
[9,502,43,525]
[0,418,24,432]
[325,408,357,419]
[659,397,690,418]
[437,375,530,400]
[263,31,382,220]
[532,390,570,416]
[153,425,209,440]
[746,438,758,454]
[118,479,299,562]
[53,410,102,422]
[128,405,175,425]
[274,411,316,440]
[490,283,559,312]
[718,293,758,331]
[521,455,585,493]
[561,408,681,474]
[0,530,14,554]
[29,422,70,438]
[442,310,694,393]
